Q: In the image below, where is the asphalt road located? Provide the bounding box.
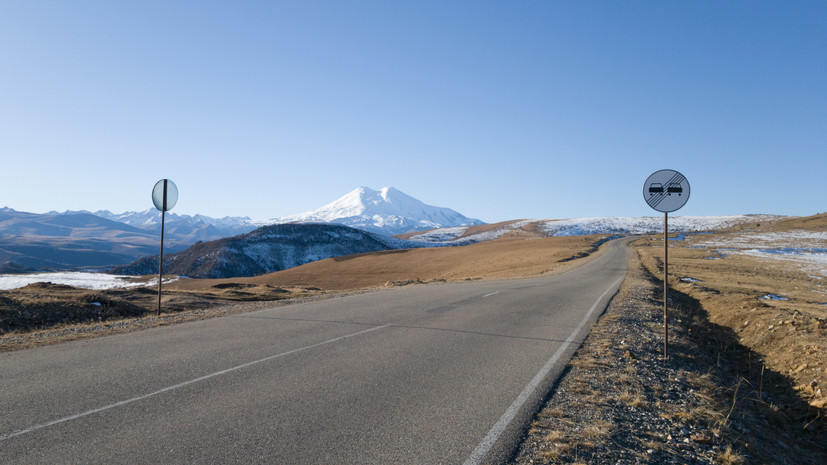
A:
[1,238,630,464]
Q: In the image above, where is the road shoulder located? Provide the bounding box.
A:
[508,251,825,464]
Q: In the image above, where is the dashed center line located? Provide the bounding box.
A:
[482,291,501,298]
[0,324,389,442]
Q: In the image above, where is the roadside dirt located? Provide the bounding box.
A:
[635,225,826,414]
[510,251,825,464]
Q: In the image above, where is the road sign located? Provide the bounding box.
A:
[643,169,689,213]
[152,179,178,212]
[643,169,691,359]
[152,179,177,316]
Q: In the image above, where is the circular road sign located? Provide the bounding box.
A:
[643,169,690,213]
[152,179,178,212]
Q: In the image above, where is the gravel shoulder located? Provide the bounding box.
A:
[509,250,825,464]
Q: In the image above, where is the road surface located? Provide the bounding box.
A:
[1,238,630,464]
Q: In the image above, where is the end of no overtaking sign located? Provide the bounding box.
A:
[643,169,690,213]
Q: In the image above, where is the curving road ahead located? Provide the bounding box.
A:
[1,238,630,464]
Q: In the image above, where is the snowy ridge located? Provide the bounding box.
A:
[90,209,257,237]
[540,215,772,236]
[408,216,778,244]
[265,187,484,235]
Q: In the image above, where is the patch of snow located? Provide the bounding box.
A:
[408,220,539,245]
[691,230,827,277]
[408,226,469,242]
[761,294,789,301]
[0,272,178,290]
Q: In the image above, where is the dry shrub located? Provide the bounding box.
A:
[716,445,745,465]
[582,420,612,440]
[544,430,565,443]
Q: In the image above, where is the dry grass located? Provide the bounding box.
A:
[615,389,636,404]
[644,439,662,451]
[715,445,745,465]
[544,430,565,442]
[511,240,826,464]
[635,221,827,412]
[170,234,603,291]
[581,420,613,441]
[539,408,566,419]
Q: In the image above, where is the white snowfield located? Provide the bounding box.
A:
[0,273,177,291]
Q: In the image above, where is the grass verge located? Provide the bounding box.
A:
[509,251,825,464]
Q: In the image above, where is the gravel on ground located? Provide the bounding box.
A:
[508,255,825,465]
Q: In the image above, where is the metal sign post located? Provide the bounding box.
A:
[152,179,178,316]
[643,170,690,359]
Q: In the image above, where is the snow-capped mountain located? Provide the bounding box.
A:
[55,209,258,242]
[266,187,484,235]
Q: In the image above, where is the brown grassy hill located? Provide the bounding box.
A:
[767,211,827,230]
[170,234,603,292]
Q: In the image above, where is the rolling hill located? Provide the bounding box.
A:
[114,223,432,279]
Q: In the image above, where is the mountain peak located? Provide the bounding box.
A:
[267,187,483,235]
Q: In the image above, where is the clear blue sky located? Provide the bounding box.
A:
[1,1,825,223]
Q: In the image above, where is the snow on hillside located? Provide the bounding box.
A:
[540,215,768,236]
[408,216,776,244]
[0,272,176,290]
[265,187,484,235]
[408,221,540,245]
[689,230,827,277]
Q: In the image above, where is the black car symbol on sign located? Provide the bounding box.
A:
[648,183,664,195]
[667,183,683,196]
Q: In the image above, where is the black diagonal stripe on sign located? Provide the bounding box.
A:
[648,172,685,209]
[646,174,675,208]
[655,172,686,208]
[646,172,684,209]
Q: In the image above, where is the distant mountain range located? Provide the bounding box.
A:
[0,187,481,272]
[265,187,484,235]
[54,209,259,242]
[0,208,162,272]
[0,187,786,277]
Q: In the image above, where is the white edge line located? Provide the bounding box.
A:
[1,324,389,442]
[463,277,625,465]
